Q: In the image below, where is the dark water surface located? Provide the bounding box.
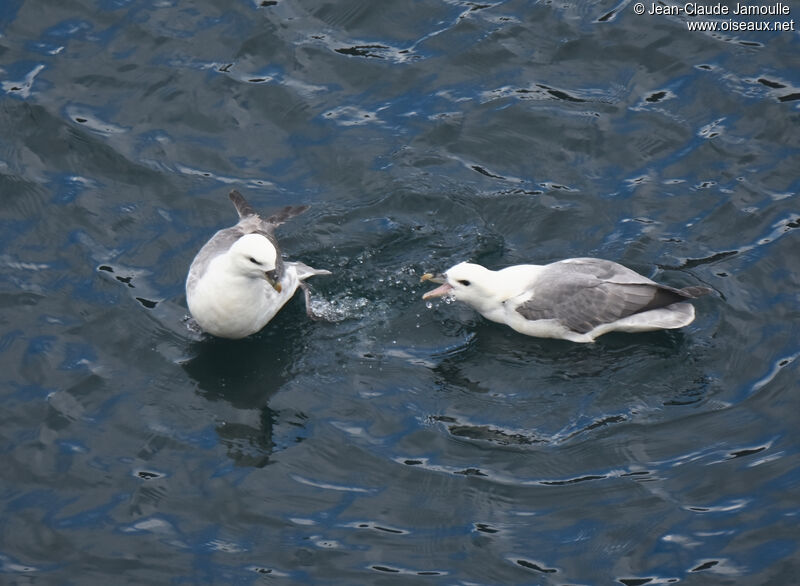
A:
[2,0,799,583]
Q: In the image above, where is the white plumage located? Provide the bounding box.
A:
[186,190,330,339]
[422,258,711,343]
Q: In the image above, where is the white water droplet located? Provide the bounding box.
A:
[309,295,370,322]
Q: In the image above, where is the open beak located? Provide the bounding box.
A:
[421,272,452,300]
[265,271,282,293]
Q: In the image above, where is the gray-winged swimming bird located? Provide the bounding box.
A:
[422,258,711,343]
[186,190,330,339]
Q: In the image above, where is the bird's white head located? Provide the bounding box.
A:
[228,233,282,291]
[422,262,495,307]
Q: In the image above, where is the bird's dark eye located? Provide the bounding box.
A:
[458,279,471,286]
[249,257,261,265]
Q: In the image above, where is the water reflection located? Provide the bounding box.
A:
[1,0,798,582]
[182,303,309,467]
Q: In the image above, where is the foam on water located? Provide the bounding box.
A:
[309,294,371,322]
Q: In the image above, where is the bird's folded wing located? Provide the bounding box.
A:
[515,269,691,334]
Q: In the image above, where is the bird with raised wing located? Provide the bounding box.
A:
[186,190,330,339]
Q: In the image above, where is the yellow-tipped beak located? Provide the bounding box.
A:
[421,272,451,300]
[420,272,446,284]
[265,273,282,293]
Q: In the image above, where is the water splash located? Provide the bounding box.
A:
[309,295,370,322]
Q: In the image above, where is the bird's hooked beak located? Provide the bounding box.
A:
[421,272,453,300]
[265,270,282,293]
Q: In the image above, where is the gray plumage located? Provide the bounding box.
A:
[185,190,330,339]
[186,191,308,295]
[422,258,712,342]
[514,259,711,334]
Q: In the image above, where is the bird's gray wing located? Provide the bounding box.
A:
[227,190,315,282]
[515,262,697,334]
[229,189,308,229]
[230,189,309,226]
[552,258,656,284]
[264,204,310,226]
[229,189,258,219]
[549,258,711,297]
[186,225,247,290]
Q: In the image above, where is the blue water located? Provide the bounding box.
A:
[1,0,799,583]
